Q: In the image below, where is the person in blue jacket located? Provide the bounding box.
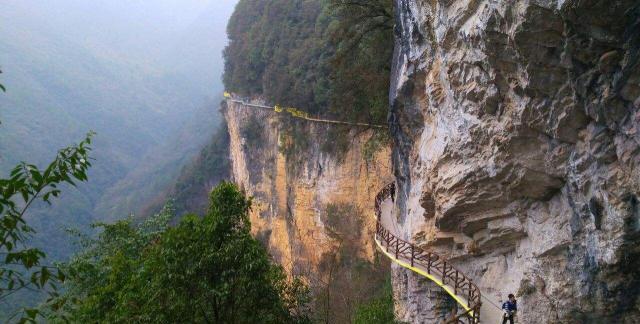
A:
[502,294,517,324]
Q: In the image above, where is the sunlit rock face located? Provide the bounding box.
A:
[389,0,640,322]
[224,100,393,321]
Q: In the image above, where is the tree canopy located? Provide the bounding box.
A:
[223,0,393,125]
[51,182,310,323]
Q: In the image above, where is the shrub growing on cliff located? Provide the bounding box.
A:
[353,280,397,324]
[50,182,310,323]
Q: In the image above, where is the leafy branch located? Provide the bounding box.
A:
[0,132,95,322]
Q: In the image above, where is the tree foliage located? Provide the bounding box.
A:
[224,0,393,160]
[328,0,393,123]
[0,132,94,322]
[353,279,397,324]
[223,0,393,125]
[51,182,310,323]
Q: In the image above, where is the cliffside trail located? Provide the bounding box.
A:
[225,94,502,323]
[224,93,388,129]
[375,183,504,323]
[224,95,393,323]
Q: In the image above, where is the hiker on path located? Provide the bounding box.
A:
[501,293,517,324]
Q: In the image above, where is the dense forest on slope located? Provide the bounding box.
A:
[223,0,393,125]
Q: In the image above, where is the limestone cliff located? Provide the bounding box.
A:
[389,0,640,323]
[223,99,393,321]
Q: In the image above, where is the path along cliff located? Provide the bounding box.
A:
[225,2,640,318]
[224,95,505,323]
[224,2,640,317]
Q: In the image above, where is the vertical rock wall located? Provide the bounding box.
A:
[390,0,640,323]
[224,100,393,311]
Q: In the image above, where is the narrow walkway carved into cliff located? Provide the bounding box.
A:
[224,92,387,129]
[374,183,504,324]
[226,91,503,323]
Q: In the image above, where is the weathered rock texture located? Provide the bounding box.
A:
[224,100,393,321]
[389,0,640,323]
[392,263,458,322]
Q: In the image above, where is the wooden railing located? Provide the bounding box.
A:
[374,183,481,324]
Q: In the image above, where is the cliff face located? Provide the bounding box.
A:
[224,99,393,321]
[390,0,640,323]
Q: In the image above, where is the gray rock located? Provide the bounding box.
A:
[389,0,640,322]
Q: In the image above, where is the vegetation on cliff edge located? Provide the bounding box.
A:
[224,0,393,159]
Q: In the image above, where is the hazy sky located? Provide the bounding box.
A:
[2,0,239,92]
[0,0,239,166]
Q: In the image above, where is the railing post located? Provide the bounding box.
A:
[454,271,459,295]
[385,234,389,253]
[395,242,399,259]
[442,261,447,285]
[375,183,482,324]
[410,245,415,267]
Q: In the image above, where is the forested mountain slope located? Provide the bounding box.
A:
[0,0,237,315]
[224,0,392,124]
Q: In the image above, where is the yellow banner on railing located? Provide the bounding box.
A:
[274,105,309,118]
[285,107,309,118]
[225,92,316,121]
[223,91,386,129]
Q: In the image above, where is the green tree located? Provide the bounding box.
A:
[53,182,310,323]
[327,0,393,124]
[0,132,94,322]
